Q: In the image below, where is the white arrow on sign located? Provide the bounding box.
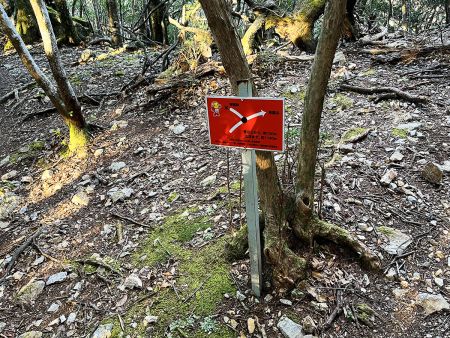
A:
[229,110,267,134]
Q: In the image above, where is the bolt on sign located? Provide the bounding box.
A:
[206,96,284,151]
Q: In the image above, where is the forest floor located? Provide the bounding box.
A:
[0,29,449,338]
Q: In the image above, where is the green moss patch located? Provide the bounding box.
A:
[392,128,408,139]
[111,209,236,337]
[332,94,354,110]
[341,127,368,143]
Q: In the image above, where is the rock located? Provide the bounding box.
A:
[143,315,158,326]
[378,226,412,255]
[107,187,134,202]
[123,273,142,289]
[230,319,238,329]
[333,51,346,65]
[1,170,17,180]
[380,169,398,186]
[441,160,450,173]
[264,294,273,302]
[395,122,422,131]
[416,293,450,315]
[201,174,216,186]
[41,169,53,181]
[48,302,60,312]
[358,223,373,232]
[390,151,404,162]
[385,267,397,280]
[0,155,9,167]
[17,331,43,338]
[91,323,113,338]
[247,318,255,334]
[0,221,10,229]
[435,277,444,287]
[110,120,128,130]
[67,312,77,325]
[421,163,443,184]
[109,161,127,172]
[94,149,104,157]
[17,280,45,304]
[71,191,90,206]
[79,49,94,62]
[46,271,68,285]
[21,176,33,183]
[280,298,293,306]
[311,301,328,312]
[32,256,45,266]
[301,316,316,334]
[236,290,246,301]
[0,192,21,220]
[277,316,304,338]
[393,288,408,299]
[170,124,186,135]
[0,322,5,333]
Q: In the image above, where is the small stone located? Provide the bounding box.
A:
[21,176,33,183]
[109,161,127,172]
[264,294,273,302]
[123,273,142,289]
[94,149,104,157]
[59,314,66,323]
[79,49,94,62]
[17,280,45,304]
[47,303,60,312]
[143,315,158,326]
[0,155,10,167]
[91,323,113,338]
[421,163,443,185]
[236,290,246,301]
[0,322,5,333]
[46,271,67,285]
[416,293,450,315]
[280,298,293,306]
[390,150,404,162]
[201,174,216,187]
[247,318,255,334]
[301,316,316,334]
[277,316,303,338]
[170,124,186,135]
[41,170,53,181]
[0,221,9,229]
[13,271,24,280]
[230,319,238,329]
[311,301,328,312]
[412,272,421,281]
[67,312,77,325]
[32,256,45,266]
[358,223,373,232]
[378,226,412,255]
[17,331,43,338]
[107,187,134,202]
[435,278,444,287]
[396,122,422,131]
[393,288,408,299]
[71,191,89,206]
[1,170,17,181]
[110,120,128,130]
[380,169,398,186]
[400,281,409,289]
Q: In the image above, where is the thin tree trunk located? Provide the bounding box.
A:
[0,4,66,114]
[401,0,409,32]
[30,0,88,151]
[54,0,81,44]
[296,0,346,209]
[445,0,449,25]
[106,0,123,46]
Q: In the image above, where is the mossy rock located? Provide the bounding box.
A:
[332,94,354,110]
[392,128,408,139]
[340,127,369,143]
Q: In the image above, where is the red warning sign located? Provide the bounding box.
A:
[206,96,284,151]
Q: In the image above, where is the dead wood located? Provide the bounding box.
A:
[75,258,123,276]
[372,44,450,64]
[0,227,43,284]
[0,81,35,104]
[111,212,152,228]
[321,290,343,331]
[87,37,113,46]
[359,27,388,45]
[340,84,428,104]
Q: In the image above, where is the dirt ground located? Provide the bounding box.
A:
[0,30,450,338]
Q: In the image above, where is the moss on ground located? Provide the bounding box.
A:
[332,94,354,110]
[108,208,235,337]
[392,128,408,139]
[341,127,368,143]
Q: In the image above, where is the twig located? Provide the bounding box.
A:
[321,290,343,331]
[75,258,123,276]
[184,274,211,302]
[111,212,152,228]
[0,227,43,284]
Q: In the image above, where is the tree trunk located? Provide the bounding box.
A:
[446,0,450,25]
[401,0,409,32]
[4,0,40,48]
[30,0,88,152]
[200,0,380,291]
[149,0,168,43]
[242,14,266,55]
[54,0,81,44]
[106,0,122,46]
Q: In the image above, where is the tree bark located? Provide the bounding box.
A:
[401,0,410,32]
[54,0,81,44]
[106,0,122,46]
[30,0,88,152]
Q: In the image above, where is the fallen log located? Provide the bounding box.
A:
[0,81,35,104]
[372,44,450,64]
[340,84,428,104]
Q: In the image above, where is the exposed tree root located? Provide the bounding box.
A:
[340,83,428,104]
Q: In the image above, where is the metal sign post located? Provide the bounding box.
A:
[237,80,263,297]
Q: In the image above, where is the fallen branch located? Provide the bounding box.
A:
[0,81,35,104]
[340,84,428,104]
[0,227,43,284]
[75,258,123,276]
[359,27,388,45]
[372,44,450,64]
[111,212,152,228]
[321,290,343,331]
[184,274,211,302]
